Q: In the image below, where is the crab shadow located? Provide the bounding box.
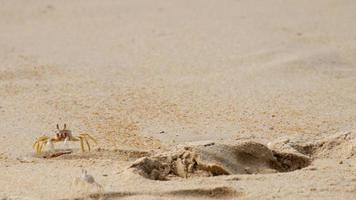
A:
[62,186,240,200]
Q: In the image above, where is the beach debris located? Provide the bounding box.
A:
[72,169,104,196]
[41,150,73,158]
[80,169,96,184]
[33,124,97,154]
[16,156,35,163]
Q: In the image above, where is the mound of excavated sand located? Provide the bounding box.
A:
[128,141,311,180]
[268,131,356,159]
[128,131,356,180]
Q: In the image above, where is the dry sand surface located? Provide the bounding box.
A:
[1,0,356,199]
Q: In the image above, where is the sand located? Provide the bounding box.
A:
[0,0,356,199]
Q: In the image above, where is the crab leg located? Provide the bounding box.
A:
[33,136,46,149]
[40,141,46,153]
[37,142,43,154]
[33,136,51,154]
[84,137,91,151]
[63,136,69,148]
[33,141,38,149]
[35,141,42,154]
[38,142,43,154]
[80,133,97,144]
[79,137,85,152]
[34,141,39,153]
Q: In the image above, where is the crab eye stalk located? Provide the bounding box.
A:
[56,124,59,130]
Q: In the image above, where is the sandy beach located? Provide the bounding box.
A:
[1,0,356,199]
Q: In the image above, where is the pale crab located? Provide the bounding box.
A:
[33,124,97,154]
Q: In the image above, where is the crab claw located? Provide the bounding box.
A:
[46,139,55,152]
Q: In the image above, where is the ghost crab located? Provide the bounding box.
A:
[33,124,97,154]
